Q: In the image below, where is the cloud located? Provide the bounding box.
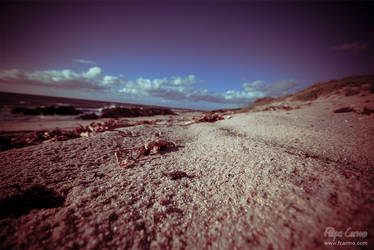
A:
[241,79,299,97]
[102,75,126,86]
[0,66,299,108]
[117,76,268,105]
[0,67,106,90]
[168,75,200,85]
[73,59,96,65]
[242,80,265,91]
[83,66,102,79]
[332,41,368,52]
[224,90,264,103]
[118,75,203,99]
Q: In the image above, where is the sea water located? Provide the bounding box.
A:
[0,92,152,122]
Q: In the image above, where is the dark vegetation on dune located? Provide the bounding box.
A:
[224,74,374,113]
[252,97,276,106]
[291,75,374,101]
[208,75,374,115]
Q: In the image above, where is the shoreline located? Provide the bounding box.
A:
[0,112,205,133]
[0,112,206,152]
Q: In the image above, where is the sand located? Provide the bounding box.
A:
[0,94,373,249]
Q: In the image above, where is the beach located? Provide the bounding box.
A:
[2,0,374,247]
[1,88,374,249]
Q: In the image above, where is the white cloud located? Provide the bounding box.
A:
[117,75,203,100]
[0,65,299,108]
[242,80,265,91]
[240,79,299,97]
[83,66,102,79]
[119,86,141,96]
[102,75,126,86]
[224,90,264,100]
[116,76,265,105]
[0,67,106,90]
[169,75,200,85]
[29,69,80,83]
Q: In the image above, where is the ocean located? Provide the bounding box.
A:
[0,92,180,122]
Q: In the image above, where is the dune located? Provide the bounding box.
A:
[0,76,373,249]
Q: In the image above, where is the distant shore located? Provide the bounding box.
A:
[0,91,194,124]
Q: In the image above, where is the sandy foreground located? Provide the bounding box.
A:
[0,95,374,249]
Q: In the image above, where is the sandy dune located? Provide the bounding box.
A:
[1,92,373,249]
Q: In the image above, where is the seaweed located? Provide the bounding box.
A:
[333,107,355,113]
[12,106,82,116]
[100,107,176,118]
[115,140,176,168]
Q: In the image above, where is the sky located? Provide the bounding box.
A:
[0,0,373,110]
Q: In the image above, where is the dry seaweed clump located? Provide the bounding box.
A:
[361,106,374,115]
[184,113,228,125]
[0,120,123,151]
[11,106,82,116]
[115,140,176,168]
[196,114,225,123]
[0,128,81,151]
[164,171,193,180]
[332,106,374,115]
[79,113,99,120]
[333,107,355,113]
[133,119,163,126]
[262,105,293,111]
[76,120,121,137]
[100,107,176,118]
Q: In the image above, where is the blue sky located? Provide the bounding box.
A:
[0,1,373,110]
